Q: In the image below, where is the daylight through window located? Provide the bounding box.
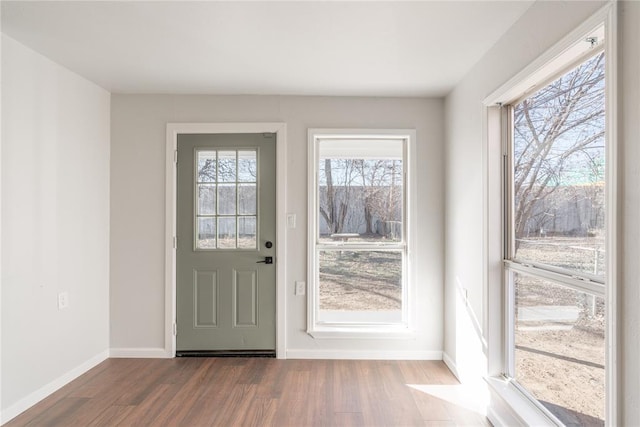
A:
[308,132,413,334]
[505,51,606,426]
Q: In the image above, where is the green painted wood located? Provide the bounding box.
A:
[176,133,276,351]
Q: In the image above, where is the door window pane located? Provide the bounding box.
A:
[197,217,216,249]
[217,217,236,249]
[238,150,257,182]
[197,151,216,182]
[238,217,257,249]
[514,272,604,426]
[217,151,236,182]
[238,184,256,215]
[198,184,216,215]
[217,184,237,215]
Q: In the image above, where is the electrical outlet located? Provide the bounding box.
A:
[58,292,69,310]
[295,281,306,296]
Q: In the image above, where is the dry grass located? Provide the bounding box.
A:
[319,250,401,311]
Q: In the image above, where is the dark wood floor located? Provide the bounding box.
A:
[5,358,490,426]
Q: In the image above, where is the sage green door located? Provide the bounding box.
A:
[176,133,276,352]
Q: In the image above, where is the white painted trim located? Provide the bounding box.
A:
[483,105,504,377]
[603,4,618,425]
[109,347,169,358]
[0,350,109,425]
[307,327,416,340]
[165,123,287,359]
[306,128,417,339]
[484,3,613,106]
[442,352,460,382]
[0,22,3,425]
[485,377,553,427]
[486,398,526,427]
[286,349,442,361]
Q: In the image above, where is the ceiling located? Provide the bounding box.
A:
[1,1,534,97]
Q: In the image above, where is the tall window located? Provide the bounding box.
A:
[308,130,414,336]
[505,51,606,425]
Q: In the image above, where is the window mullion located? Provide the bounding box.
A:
[316,243,405,251]
[505,260,605,297]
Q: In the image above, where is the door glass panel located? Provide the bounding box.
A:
[197,151,217,182]
[217,217,237,249]
[238,217,257,249]
[238,184,257,215]
[218,151,237,182]
[198,184,216,215]
[238,150,257,182]
[195,148,258,250]
[218,184,237,215]
[197,217,216,249]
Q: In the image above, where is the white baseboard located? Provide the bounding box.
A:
[109,347,170,358]
[1,350,109,425]
[285,349,442,360]
[442,352,461,381]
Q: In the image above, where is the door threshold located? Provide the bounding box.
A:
[176,350,276,358]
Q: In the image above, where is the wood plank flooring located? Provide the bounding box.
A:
[5,358,490,427]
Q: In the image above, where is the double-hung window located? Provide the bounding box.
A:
[307,129,415,337]
[503,48,607,425]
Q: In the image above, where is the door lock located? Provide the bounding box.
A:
[256,256,273,264]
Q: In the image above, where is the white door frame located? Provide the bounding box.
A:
[165,123,287,358]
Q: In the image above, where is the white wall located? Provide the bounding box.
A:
[1,36,111,421]
[110,95,444,357]
[445,0,640,424]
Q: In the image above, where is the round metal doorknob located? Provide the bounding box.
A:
[265,241,273,248]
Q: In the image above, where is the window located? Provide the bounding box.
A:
[307,129,415,337]
[195,149,258,250]
[504,50,606,425]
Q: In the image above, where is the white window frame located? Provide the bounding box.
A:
[307,128,417,339]
[482,5,617,426]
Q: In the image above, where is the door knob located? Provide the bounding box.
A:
[256,256,273,264]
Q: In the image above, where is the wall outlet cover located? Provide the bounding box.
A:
[58,292,69,310]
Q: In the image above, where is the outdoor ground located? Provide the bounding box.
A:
[516,237,605,426]
[319,250,401,311]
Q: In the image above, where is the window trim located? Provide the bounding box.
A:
[482,4,617,426]
[306,128,417,339]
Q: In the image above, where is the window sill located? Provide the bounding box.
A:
[485,376,558,427]
[307,324,416,340]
